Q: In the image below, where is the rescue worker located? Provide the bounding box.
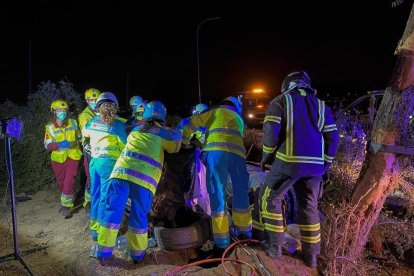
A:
[82,92,127,242]
[78,88,101,213]
[182,97,252,252]
[126,95,146,133]
[44,100,82,219]
[259,71,339,268]
[97,101,181,263]
[177,103,210,214]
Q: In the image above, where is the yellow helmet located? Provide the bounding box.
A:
[85,88,101,100]
[50,100,69,112]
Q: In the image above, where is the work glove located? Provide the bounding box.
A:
[58,140,70,149]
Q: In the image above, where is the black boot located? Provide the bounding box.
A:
[303,254,317,268]
[261,241,282,259]
[62,207,72,219]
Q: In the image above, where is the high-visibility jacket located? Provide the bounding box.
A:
[44,118,82,163]
[82,115,127,159]
[183,105,246,159]
[110,123,182,194]
[78,107,95,131]
[262,89,339,176]
[177,117,206,143]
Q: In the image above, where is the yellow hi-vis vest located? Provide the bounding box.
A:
[44,118,82,163]
[110,124,181,194]
[78,107,95,144]
[183,105,246,159]
[78,107,95,131]
[82,115,127,159]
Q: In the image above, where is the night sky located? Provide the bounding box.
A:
[1,1,413,115]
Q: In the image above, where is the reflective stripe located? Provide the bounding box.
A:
[324,154,334,163]
[301,233,321,244]
[100,221,120,230]
[264,115,281,124]
[261,186,271,213]
[252,220,265,231]
[317,100,325,132]
[204,142,245,154]
[128,226,148,235]
[209,128,241,136]
[276,152,324,164]
[122,151,163,170]
[262,212,283,221]
[233,207,250,214]
[233,210,252,228]
[299,89,306,96]
[60,193,73,207]
[276,151,324,164]
[263,145,276,154]
[211,211,227,217]
[264,223,285,233]
[298,223,320,232]
[127,230,147,260]
[52,126,77,135]
[61,193,73,199]
[113,168,158,190]
[212,214,229,234]
[98,245,113,253]
[285,94,294,156]
[323,124,337,132]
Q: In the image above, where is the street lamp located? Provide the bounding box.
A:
[196,17,221,104]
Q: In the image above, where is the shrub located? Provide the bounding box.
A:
[0,80,82,193]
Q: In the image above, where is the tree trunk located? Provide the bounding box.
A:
[346,4,414,258]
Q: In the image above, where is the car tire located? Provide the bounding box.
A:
[154,212,212,251]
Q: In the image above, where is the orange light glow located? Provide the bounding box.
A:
[257,105,263,108]
[252,89,265,94]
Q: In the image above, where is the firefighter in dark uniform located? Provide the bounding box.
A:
[259,71,339,268]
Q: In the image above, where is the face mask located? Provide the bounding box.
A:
[89,101,97,111]
[56,111,67,121]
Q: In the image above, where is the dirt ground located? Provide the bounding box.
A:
[0,188,412,276]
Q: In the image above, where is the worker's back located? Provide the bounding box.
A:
[264,89,337,176]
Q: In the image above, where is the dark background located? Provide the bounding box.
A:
[1,1,413,115]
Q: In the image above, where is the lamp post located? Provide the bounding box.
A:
[196,17,221,104]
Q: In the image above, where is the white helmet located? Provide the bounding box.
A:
[192,103,208,115]
[96,92,119,108]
